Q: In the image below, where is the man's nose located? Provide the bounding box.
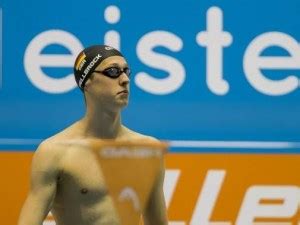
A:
[119,72,130,85]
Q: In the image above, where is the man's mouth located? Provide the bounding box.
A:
[118,90,129,94]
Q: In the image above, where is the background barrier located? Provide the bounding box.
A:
[0,0,299,224]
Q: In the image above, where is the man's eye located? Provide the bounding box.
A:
[124,68,131,76]
[108,67,119,73]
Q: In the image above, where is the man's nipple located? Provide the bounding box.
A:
[81,188,88,194]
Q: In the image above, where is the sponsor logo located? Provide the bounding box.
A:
[118,187,141,211]
[105,46,114,51]
[23,6,300,95]
[164,154,300,225]
[100,147,161,158]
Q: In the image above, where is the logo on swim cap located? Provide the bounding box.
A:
[78,53,102,88]
[75,52,87,71]
[105,46,114,50]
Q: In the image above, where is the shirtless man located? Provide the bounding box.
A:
[18,45,168,225]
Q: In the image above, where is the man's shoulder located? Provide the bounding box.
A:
[34,137,65,160]
[37,121,82,150]
[30,138,66,173]
[34,123,77,157]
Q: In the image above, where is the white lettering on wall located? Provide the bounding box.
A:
[24,30,83,93]
[244,32,300,96]
[136,31,185,95]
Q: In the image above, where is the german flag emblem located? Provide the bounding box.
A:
[75,52,87,71]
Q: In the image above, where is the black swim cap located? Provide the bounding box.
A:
[73,45,123,91]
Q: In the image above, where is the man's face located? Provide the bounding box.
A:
[85,56,130,109]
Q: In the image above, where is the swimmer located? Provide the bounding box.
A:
[18,45,168,225]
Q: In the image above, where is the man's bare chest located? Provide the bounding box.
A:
[56,148,109,203]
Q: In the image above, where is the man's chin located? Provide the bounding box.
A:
[116,99,129,108]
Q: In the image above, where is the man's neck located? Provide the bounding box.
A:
[80,105,123,139]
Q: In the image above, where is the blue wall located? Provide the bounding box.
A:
[0,0,299,152]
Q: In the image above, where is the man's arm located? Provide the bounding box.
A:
[143,157,168,225]
[18,142,60,225]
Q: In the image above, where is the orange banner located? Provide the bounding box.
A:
[0,152,32,225]
[1,152,300,225]
[165,154,300,225]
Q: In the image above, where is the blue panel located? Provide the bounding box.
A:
[0,0,299,152]
[0,8,2,89]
